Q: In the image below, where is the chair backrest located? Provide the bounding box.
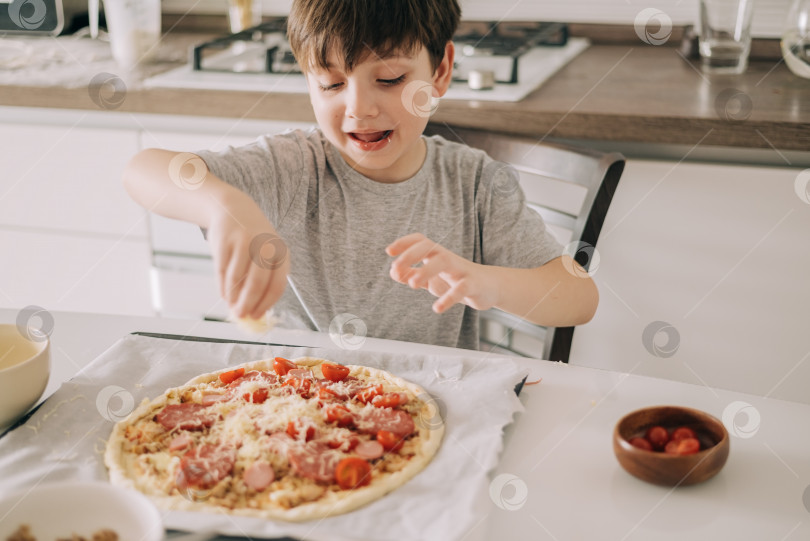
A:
[425,125,625,361]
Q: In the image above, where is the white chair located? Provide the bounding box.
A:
[425,125,625,361]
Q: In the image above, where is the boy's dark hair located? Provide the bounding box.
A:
[288,0,461,74]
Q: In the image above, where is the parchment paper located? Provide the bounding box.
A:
[0,333,526,541]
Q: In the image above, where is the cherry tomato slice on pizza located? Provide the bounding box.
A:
[376,430,404,452]
[335,457,372,490]
[355,384,383,404]
[273,357,297,376]
[321,362,350,382]
[371,392,408,409]
[328,434,359,451]
[219,368,245,385]
[286,419,316,441]
[243,388,269,404]
[317,386,341,405]
[284,376,312,397]
[324,404,354,427]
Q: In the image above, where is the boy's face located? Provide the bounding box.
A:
[304,43,454,183]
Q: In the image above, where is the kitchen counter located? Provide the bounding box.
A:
[1,32,808,152]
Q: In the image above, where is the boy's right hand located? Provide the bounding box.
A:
[205,195,290,320]
[121,148,288,319]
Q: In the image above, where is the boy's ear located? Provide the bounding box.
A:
[431,41,455,98]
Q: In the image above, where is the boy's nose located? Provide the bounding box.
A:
[344,85,379,119]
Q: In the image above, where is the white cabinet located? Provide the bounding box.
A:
[569,159,810,403]
[0,120,153,316]
[0,124,146,236]
[0,228,152,316]
[0,108,313,319]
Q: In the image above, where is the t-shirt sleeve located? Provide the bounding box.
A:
[194,129,312,228]
[477,157,563,268]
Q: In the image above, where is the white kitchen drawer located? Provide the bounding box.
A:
[0,227,153,316]
[0,123,146,238]
[150,256,229,320]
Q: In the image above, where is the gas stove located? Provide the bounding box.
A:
[452,21,568,84]
[144,19,589,102]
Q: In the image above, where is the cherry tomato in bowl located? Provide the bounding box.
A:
[645,426,670,451]
[671,426,697,442]
[665,437,700,455]
[613,405,730,486]
[628,437,652,451]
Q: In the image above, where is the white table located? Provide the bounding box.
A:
[2,309,808,541]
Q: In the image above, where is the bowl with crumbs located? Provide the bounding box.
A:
[0,481,162,541]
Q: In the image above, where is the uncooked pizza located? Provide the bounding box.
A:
[104,356,444,521]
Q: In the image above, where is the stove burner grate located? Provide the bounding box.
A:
[190,19,569,85]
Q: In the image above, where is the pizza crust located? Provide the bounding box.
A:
[104,357,444,522]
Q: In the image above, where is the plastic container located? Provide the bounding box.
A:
[103,0,161,70]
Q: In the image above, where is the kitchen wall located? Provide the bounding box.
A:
[162,0,791,38]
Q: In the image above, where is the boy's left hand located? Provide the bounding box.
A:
[386,233,498,314]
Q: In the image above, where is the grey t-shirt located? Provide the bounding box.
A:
[196,128,562,350]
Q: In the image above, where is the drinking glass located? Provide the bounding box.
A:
[698,0,755,74]
[228,0,262,33]
[781,0,810,79]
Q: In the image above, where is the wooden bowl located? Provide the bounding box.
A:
[613,405,730,486]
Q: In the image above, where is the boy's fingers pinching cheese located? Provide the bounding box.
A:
[224,253,251,306]
[234,257,279,318]
[248,276,275,318]
[247,260,288,319]
[216,245,233,300]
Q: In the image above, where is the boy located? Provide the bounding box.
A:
[123,0,598,350]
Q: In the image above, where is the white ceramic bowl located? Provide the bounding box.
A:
[0,323,50,429]
[0,481,163,541]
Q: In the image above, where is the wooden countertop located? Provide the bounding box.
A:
[1,34,808,151]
